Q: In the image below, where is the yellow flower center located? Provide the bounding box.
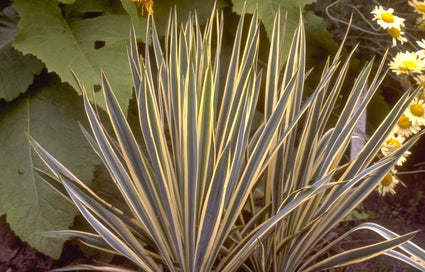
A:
[410,103,424,116]
[386,138,401,148]
[381,12,395,23]
[417,4,425,12]
[381,173,393,187]
[398,114,411,128]
[419,21,425,30]
[387,27,400,38]
[401,60,418,71]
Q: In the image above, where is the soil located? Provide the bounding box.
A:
[336,169,425,272]
[0,215,54,272]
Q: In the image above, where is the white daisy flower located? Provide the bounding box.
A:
[371,6,405,29]
[377,170,400,196]
[381,134,411,166]
[389,51,425,75]
[387,27,407,47]
[405,98,425,126]
[393,114,422,137]
[409,0,425,15]
[416,16,425,30]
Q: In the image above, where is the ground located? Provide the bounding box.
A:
[338,168,425,271]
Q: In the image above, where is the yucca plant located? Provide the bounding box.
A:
[28,6,425,272]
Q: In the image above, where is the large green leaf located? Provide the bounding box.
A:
[304,10,339,54]
[0,74,99,258]
[119,0,139,32]
[0,5,43,102]
[232,0,315,62]
[12,0,147,110]
[11,0,228,111]
[58,0,75,3]
[0,45,44,102]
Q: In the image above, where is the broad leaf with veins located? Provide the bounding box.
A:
[0,74,98,258]
[232,0,315,62]
[12,0,146,110]
[0,5,43,102]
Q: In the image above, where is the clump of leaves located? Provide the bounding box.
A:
[29,7,425,272]
[0,0,324,259]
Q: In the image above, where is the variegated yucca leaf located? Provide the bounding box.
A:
[29,7,425,272]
